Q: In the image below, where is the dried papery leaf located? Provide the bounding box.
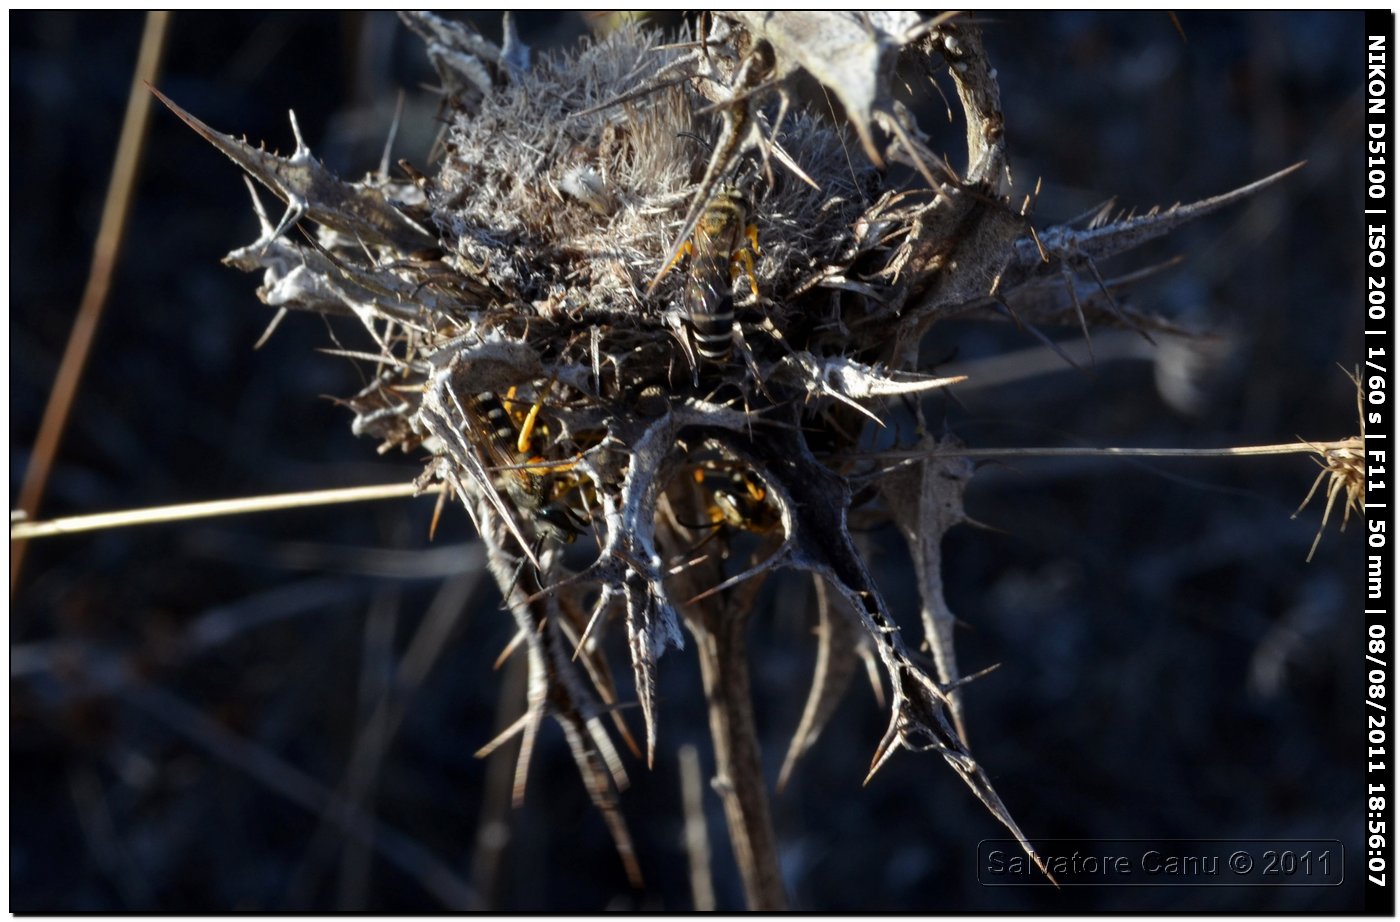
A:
[886,164,1306,370]
[150,87,433,254]
[790,353,966,402]
[399,11,506,103]
[472,505,550,810]
[554,590,643,761]
[471,498,643,885]
[877,435,976,742]
[881,186,1028,366]
[726,11,928,168]
[587,411,691,765]
[777,575,865,792]
[539,611,643,888]
[1009,163,1305,277]
[722,424,1053,881]
[929,19,1009,189]
[1296,441,1365,562]
[970,258,1195,335]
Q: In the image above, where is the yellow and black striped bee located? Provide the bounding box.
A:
[460,389,588,544]
[692,463,780,535]
[664,186,761,365]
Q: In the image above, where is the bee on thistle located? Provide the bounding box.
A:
[662,185,761,365]
[685,462,781,535]
[708,467,780,534]
[459,388,588,544]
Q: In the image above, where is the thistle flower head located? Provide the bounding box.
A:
[158,11,1302,888]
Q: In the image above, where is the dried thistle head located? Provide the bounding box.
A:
[156,10,1304,890]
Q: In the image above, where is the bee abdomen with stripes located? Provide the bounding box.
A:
[671,186,760,365]
[461,390,587,544]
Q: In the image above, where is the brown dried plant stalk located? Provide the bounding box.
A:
[150,11,1313,907]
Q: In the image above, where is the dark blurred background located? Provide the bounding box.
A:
[10,11,1367,911]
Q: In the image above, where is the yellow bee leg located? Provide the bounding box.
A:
[516,377,556,455]
[526,456,580,475]
[661,239,695,278]
[733,247,760,299]
[745,222,760,255]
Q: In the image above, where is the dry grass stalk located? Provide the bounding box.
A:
[12,11,171,595]
[1295,368,1367,561]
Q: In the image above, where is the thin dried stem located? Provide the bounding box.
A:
[470,647,529,908]
[865,440,1360,462]
[666,481,786,908]
[685,599,787,909]
[678,743,717,912]
[10,482,439,540]
[13,11,171,595]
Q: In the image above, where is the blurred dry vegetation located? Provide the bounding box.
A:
[11,11,1365,912]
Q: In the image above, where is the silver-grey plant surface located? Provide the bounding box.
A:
[153,11,1307,907]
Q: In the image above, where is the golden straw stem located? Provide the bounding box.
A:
[11,483,436,541]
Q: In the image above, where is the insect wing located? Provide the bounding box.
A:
[460,391,586,544]
[458,394,531,500]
